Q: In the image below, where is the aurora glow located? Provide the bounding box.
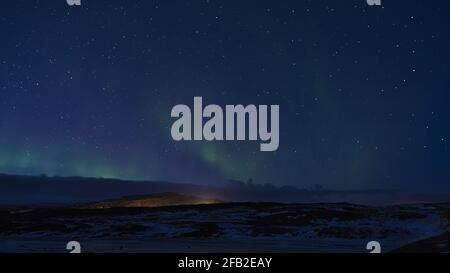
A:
[0,0,449,193]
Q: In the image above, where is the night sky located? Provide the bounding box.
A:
[0,0,449,193]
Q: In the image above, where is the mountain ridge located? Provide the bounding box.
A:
[78,192,223,209]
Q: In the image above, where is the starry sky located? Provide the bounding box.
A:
[0,0,449,193]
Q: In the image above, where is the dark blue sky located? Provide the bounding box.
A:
[0,0,449,193]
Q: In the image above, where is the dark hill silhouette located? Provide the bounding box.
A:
[1,173,446,206]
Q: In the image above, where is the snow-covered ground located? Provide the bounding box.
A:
[1,202,449,253]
